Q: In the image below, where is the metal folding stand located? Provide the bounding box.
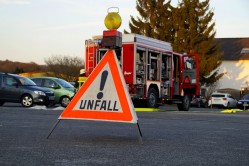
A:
[136,122,143,144]
[47,119,143,144]
[47,119,61,139]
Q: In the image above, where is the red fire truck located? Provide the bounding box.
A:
[85,33,200,111]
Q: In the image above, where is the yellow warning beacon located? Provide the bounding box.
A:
[104,7,122,30]
[103,7,122,49]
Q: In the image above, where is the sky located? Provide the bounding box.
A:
[0,0,249,65]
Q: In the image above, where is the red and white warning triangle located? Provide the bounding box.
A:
[59,49,138,123]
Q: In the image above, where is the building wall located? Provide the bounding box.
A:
[218,60,249,90]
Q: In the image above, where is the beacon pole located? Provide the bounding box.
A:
[103,7,143,144]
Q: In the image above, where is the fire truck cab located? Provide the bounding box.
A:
[85,33,200,111]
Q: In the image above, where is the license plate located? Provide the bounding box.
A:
[243,103,248,106]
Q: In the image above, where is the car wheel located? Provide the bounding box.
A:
[0,101,5,106]
[60,96,70,107]
[21,95,33,107]
[227,102,230,109]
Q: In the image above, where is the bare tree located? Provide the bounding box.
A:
[44,55,84,82]
[205,81,220,100]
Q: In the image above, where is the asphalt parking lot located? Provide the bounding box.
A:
[1,104,249,166]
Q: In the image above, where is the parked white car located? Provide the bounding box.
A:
[208,93,237,108]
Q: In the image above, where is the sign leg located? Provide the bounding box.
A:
[47,119,61,139]
[136,122,143,144]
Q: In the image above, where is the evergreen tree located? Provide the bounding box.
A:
[124,0,173,42]
[156,1,175,42]
[173,0,223,86]
[127,0,223,86]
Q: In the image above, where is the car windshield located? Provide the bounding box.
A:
[241,94,249,100]
[17,76,36,86]
[56,78,74,88]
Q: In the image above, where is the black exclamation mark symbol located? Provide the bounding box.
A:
[97,70,108,99]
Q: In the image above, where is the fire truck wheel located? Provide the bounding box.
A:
[177,96,190,111]
[147,88,158,108]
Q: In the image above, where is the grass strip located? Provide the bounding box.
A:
[135,108,160,112]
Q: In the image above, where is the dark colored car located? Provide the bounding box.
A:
[237,94,249,110]
[0,73,55,107]
[190,95,208,108]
